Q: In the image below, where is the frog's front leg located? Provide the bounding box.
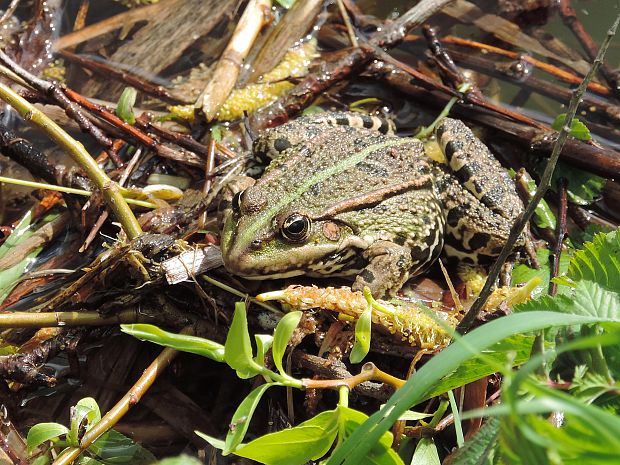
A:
[352,240,413,297]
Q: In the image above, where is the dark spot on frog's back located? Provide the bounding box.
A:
[357,162,389,177]
[361,115,374,129]
[469,232,491,250]
[309,183,321,196]
[446,206,465,227]
[273,138,291,152]
[359,269,375,283]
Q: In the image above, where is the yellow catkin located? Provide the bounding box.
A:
[263,285,459,350]
[216,39,317,121]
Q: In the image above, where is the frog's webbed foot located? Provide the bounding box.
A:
[353,240,413,298]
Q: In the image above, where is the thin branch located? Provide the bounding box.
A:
[456,14,620,333]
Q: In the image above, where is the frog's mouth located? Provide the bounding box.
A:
[221,238,356,281]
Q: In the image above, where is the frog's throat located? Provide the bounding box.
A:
[234,137,415,251]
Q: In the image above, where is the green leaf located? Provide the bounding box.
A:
[0,210,32,260]
[27,423,69,453]
[254,334,273,366]
[512,248,570,298]
[549,162,604,206]
[423,335,534,401]
[31,455,51,465]
[350,307,372,364]
[224,383,280,454]
[0,246,42,304]
[152,455,203,465]
[523,177,556,230]
[121,324,225,362]
[115,87,137,124]
[272,311,302,376]
[516,280,620,320]
[411,438,440,465]
[224,302,261,378]
[210,125,222,142]
[397,411,433,422]
[337,406,404,465]
[234,409,339,465]
[567,230,620,292]
[91,429,156,464]
[274,0,296,8]
[195,431,226,450]
[551,113,591,141]
[326,311,618,465]
[69,398,101,446]
[446,417,499,465]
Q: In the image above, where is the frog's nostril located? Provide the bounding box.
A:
[251,239,262,248]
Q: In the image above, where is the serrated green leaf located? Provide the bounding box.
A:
[115,87,137,124]
[551,114,591,141]
[224,302,261,378]
[411,438,440,465]
[567,230,620,292]
[234,409,339,465]
[350,307,372,364]
[224,382,280,454]
[121,324,225,362]
[27,423,69,453]
[272,311,302,376]
[446,417,499,465]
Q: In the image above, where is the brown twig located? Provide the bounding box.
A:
[62,88,204,167]
[456,14,620,333]
[559,0,620,97]
[57,50,190,105]
[437,35,611,96]
[369,61,620,178]
[445,48,620,125]
[549,178,568,297]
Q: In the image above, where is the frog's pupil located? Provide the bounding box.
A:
[282,214,310,241]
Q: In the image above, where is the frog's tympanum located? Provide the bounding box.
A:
[219,113,523,297]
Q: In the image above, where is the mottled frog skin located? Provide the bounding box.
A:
[219,112,523,297]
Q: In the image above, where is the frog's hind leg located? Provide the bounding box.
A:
[435,118,522,222]
[436,168,522,264]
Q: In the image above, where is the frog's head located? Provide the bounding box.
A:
[219,180,355,280]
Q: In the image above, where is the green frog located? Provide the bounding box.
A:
[218,112,523,297]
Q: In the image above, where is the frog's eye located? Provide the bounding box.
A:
[281,214,311,242]
[232,191,244,213]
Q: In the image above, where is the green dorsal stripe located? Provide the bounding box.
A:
[236,137,415,249]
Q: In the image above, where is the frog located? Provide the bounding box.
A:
[218,112,524,298]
